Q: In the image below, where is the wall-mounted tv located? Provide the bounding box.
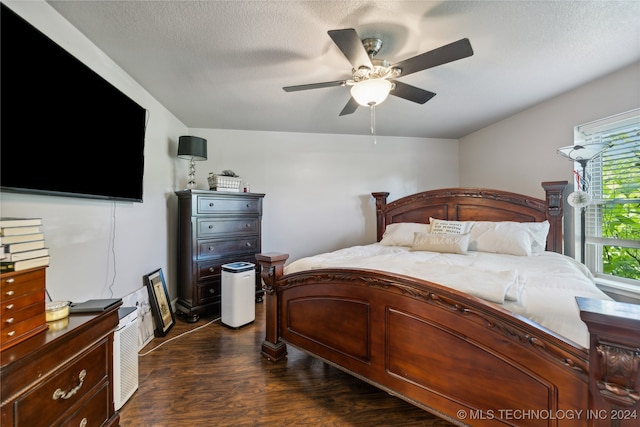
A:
[1,4,147,203]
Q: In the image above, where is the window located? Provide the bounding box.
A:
[575,109,640,286]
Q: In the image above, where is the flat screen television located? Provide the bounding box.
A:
[1,4,147,203]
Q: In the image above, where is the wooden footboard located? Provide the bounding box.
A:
[257,254,640,426]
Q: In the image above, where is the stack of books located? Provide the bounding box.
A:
[0,217,50,272]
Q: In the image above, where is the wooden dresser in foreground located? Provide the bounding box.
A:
[175,190,265,322]
[1,297,121,427]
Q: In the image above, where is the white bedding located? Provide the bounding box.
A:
[284,244,612,348]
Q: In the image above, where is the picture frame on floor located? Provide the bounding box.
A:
[144,268,175,336]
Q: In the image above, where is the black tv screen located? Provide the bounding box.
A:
[1,4,147,202]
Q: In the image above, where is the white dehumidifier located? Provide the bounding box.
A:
[221,262,255,328]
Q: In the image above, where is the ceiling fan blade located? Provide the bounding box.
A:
[391,38,473,77]
[328,28,373,70]
[339,97,359,116]
[390,81,436,104]
[283,80,346,92]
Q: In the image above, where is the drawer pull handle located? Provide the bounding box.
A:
[5,290,14,297]
[5,318,14,324]
[5,278,15,284]
[208,224,214,229]
[208,267,215,272]
[209,288,215,294]
[245,223,251,228]
[53,369,86,400]
[209,202,214,207]
[6,304,14,310]
[7,331,15,337]
[245,242,252,247]
[208,246,214,251]
[80,418,88,427]
[246,203,250,208]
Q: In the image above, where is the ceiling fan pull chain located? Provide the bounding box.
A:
[370,104,377,145]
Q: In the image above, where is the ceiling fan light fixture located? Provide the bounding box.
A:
[350,79,392,107]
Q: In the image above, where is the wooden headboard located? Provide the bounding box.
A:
[372,181,567,254]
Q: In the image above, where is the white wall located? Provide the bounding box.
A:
[459,62,640,199]
[0,1,188,302]
[186,129,459,262]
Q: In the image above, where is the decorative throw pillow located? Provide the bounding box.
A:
[411,232,471,254]
[469,221,550,256]
[429,217,474,235]
[379,222,431,246]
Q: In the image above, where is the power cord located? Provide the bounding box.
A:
[138,317,219,357]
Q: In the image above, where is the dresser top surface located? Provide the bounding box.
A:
[176,190,265,198]
[0,304,120,370]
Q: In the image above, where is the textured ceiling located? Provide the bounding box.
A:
[46,0,640,139]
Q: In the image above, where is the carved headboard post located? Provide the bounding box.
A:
[372,192,390,242]
[542,181,567,254]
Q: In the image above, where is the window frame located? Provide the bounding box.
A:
[573,109,640,291]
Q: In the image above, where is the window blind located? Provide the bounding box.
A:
[576,109,640,282]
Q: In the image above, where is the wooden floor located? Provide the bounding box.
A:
[119,302,456,427]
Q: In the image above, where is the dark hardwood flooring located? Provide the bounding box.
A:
[119,302,456,427]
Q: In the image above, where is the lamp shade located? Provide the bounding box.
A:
[556,142,608,162]
[350,79,392,107]
[177,135,207,161]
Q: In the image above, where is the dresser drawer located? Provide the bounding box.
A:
[196,255,257,281]
[14,341,108,427]
[197,196,261,215]
[2,300,45,332]
[196,217,258,237]
[2,291,45,324]
[1,309,46,348]
[196,281,221,306]
[57,383,110,427]
[197,236,259,259]
[1,268,45,300]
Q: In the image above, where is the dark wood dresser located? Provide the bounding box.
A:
[1,302,121,427]
[175,190,265,322]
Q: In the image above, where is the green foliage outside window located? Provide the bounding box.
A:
[599,132,640,281]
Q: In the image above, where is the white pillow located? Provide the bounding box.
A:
[411,232,471,254]
[379,222,431,246]
[469,221,550,256]
[429,217,474,234]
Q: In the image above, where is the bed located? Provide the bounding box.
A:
[256,182,640,426]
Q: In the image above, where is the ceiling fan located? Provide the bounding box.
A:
[283,28,474,116]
